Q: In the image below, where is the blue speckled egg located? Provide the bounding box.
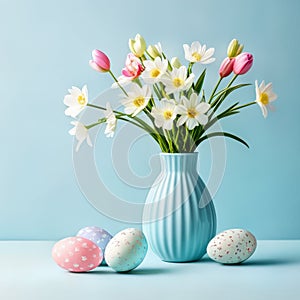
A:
[207,228,257,264]
[105,228,148,272]
[77,226,112,265]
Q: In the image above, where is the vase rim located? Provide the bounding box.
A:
[159,152,198,156]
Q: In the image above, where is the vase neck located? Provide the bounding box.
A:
[160,153,198,173]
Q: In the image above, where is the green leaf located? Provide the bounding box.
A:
[213,102,239,119]
[198,131,249,148]
[210,83,251,109]
[193,69,206,95]
[213,83,251,99]
[203,110,240,133]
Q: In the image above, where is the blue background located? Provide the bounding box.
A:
[0,0,299,240]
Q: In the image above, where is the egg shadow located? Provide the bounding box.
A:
[81,267,176,276]
[237,258,300,266]
[175,256,300,267]
[124,267,177,275]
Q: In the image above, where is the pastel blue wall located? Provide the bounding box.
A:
[0,0,299,240]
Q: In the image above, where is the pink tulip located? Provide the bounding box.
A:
[219,57,235,78]
[121,53,144,79]
[233,52,253,75]
[89,49,110,72]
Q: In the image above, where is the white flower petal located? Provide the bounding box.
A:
[186,118,198,130]
[197,102,210,114]
[184,73,195,90]
[195,114,208,125]
[86,135,93,147]
[75,139,84,152]
[268,92,278,102]
[177,115,188,127]
[259,80,266,90]
[191,41,201,53]
[164,119,173,130]
[200,57,216,64]
[262,105,268,118]
[177,104,187,115]
[63,95,75,106]
[201,47,215,60]
[183,44,190,58]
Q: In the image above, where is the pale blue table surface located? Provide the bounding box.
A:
[0,241,299,300]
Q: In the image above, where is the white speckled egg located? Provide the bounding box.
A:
[207,229,257,264]
[76,226,112,265]
[105,228,148,272]
[52,237,103,272]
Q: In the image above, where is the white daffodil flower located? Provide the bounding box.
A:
[183,41,215,64]
[177,93,210,130]
[69,121,92,152]
[161,66,195,94]
[121,83,151,116]
[142,57,168,84]
[104,103,117,138]
[151,99,178,130]
[64,85,88,118]
[255,80,277,118]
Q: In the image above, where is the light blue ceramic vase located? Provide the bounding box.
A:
[142,153,216,262]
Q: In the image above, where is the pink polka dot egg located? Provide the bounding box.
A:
[52,237,103,272]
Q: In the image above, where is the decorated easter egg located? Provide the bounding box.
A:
[77,226,112,265]
[207,229,257,264]
[52,237,103,272]
[105,228,148,272]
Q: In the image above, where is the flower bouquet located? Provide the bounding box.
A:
[64,34,277,153]
[63,34,278,262]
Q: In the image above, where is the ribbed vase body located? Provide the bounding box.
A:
[142,153,216,262]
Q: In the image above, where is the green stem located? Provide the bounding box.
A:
[87,103,170,151]
[234,101,256,110]
[227,74,238,89]
[108,70,128,96]
[164,129,173,152]
[85,118,106,130]
[159,83,170,99]
[187,62,194,76]
[183,126,189,151]
[87,103,105,111]
[153,83,163,99]
[208,77,222,104]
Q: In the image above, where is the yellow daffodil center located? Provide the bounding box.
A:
[150,68,160,78]
[173,77,183,87]
[77,94,86,105]
[133,96,145,107]
[187,108,198,118]
[192,52,202,61]
[260,92,269,105]
[163,110,173,120]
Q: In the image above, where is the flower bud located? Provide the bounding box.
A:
[147,45,161,58]
[171,57,182,69]
[233,52,253,75]
[121,53,144,79]
[227,39,244,58]
[89,49,110,72]
[219,57,235,78]
[129,34,146,58]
